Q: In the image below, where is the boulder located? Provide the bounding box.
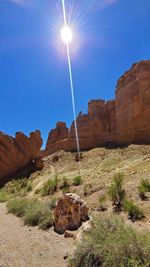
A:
[0,130,42,186]
[54,193,89,234]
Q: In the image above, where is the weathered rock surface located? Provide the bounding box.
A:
[54,193,89,234]
[116,60,150,144]
[45,60,150,155]
[45,122,68,156]
[0,130,43,185]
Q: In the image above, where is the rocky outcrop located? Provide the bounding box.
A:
[116,60,150,144]
[45,60,150,155]
[54,193,89,234]
[45,122,68,156]
[0,130,43,186]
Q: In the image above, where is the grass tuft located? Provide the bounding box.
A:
[41,176,58,196]
[73,176,82,186]
[123,199,144,222]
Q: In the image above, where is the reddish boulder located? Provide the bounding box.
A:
[0,130,42,185]
[54,193,89,234]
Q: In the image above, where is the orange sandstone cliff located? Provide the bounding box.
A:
[45,60,150,155]
[0,130,43,185]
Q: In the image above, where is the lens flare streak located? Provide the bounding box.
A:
[61,0,81,164]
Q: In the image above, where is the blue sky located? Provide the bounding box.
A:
[0,0,150,146]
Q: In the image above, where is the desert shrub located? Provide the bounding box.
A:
[24,200,53,229]
[0,190,12,202]
[7,198,53,230]
[108,173,125,211]
[7,198,29,217]
[138,179,150,200]
[41,176,58,196]
[98,195,107,211]
[73,176,82,186]
[70,215,150,267]
[124,199,144,222]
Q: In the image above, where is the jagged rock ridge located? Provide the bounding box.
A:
[45,60,150,155]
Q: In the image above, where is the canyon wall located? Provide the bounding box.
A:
[0,130,43,185]
[45,60,150,155]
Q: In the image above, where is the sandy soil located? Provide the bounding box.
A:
[0,203,74,267]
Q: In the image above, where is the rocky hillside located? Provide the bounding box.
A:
[45,60,150,155]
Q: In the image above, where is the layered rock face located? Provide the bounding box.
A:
[54,193,89,234]
[116,60,150,144]
[45,100,116,154]
[0,130,43,185]
[45,60,150,155]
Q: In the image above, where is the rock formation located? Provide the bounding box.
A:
[0,130,43,186]
[116,60,150,144]
[45,60,150,155]
[54,193,89,234]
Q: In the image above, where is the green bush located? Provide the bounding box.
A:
[108,173,125,211]
[124,199,144,222]
[7,198,53,230]
[73,176,82,186]
[138,179,150,200]
[41,176,58,196]
[70,215,150,267]
[7,198,29,217]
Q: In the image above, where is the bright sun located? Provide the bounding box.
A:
[61,26,73,44]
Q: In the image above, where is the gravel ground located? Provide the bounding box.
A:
[0,203,74,267]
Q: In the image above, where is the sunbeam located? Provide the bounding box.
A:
[61,0,81,170]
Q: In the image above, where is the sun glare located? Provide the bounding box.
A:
[61,26,73,44]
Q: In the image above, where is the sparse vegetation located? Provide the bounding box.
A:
[7,198,29,217]
[0,177,32,202]
[108,173,125,211]
[70,215,150,267]
[59,176,70,194]
[7,198,53,230]
[73,176,82,186]
[124,199,144,221]
[0,189,12,202]
[98,195,107,211]
[34,188,41,194]
[47,196,57,210]
[138,178,150,200]
[83,183,92,196]
[41,176,58,196]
